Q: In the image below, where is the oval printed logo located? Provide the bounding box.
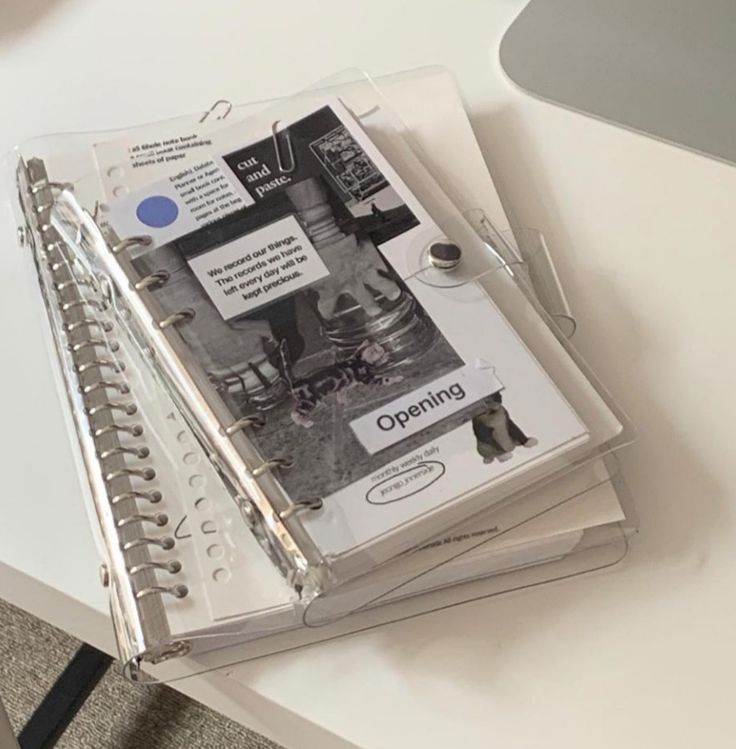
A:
[366,461,446,505]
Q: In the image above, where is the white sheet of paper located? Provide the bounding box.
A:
[106,157,254,247]
[186,215,329,319]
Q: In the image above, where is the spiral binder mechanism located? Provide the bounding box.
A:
[17,157,191,676]
[94,212,327,593]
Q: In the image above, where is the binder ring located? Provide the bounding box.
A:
[128,560,182,576]
[135,270,170,291]
[60,298,105,313]
[76,358,124,375]
[110,489,162,505]
[70,339,120,353]
[112,236,153,255]
[272,120,295,174]
[105,466,156,482]
[224,415,266,435]
[121,536,175,552]
[251,457,294,478]
[86,401,137,417]
[55,278,94,292]
[93,423,144,439]
[65,318,114,333]
[135,583,189,600]
[199,98,232,123]
[98,445,150,460]
[116,512,169,529]
[29,180,72,195]
[279,497,324,520]
[158,309,195,329]
[81,380,130,395]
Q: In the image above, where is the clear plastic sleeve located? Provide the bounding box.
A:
[7,68,636,681]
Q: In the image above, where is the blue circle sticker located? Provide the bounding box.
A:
[136,195,179,228]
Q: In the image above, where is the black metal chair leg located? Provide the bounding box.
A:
[18,644,112,749]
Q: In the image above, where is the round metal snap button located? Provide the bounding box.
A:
[428,241,462,270]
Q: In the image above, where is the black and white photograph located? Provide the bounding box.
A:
[131,104,496,504]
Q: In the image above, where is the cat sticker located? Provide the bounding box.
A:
[281,340,403,428]
[472,392,537,463]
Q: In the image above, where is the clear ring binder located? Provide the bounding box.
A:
[18,157,191,672]
[8,70,639,681]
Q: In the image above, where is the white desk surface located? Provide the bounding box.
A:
[2,2,736,748]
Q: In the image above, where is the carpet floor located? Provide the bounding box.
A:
[0,598,284,749]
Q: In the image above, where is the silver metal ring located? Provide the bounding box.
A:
[98,445,149,460]
[112,236,153,255]
[199,98,232,123]
[92,423,143,439]
[54,278,93,292]
[60,298,105,313]
[134,270,170,291]
[116,512,169,529]
[121,536,175,552]
[224,415,266,435]
[30,180,72,195]
[75,358,124,375]
[81,380,130,395]
[54,279,75,292]
[70,340,120,355]
[105,467,155,482]
[128,560,182,576]
[158,308,195,329]
[43,245,66,259]
[110,490,162,505]
[279,497,324,520]
[135,583,188,600]
[86,401,137,418]
[65,319,113,334]
[252,457,294,478]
